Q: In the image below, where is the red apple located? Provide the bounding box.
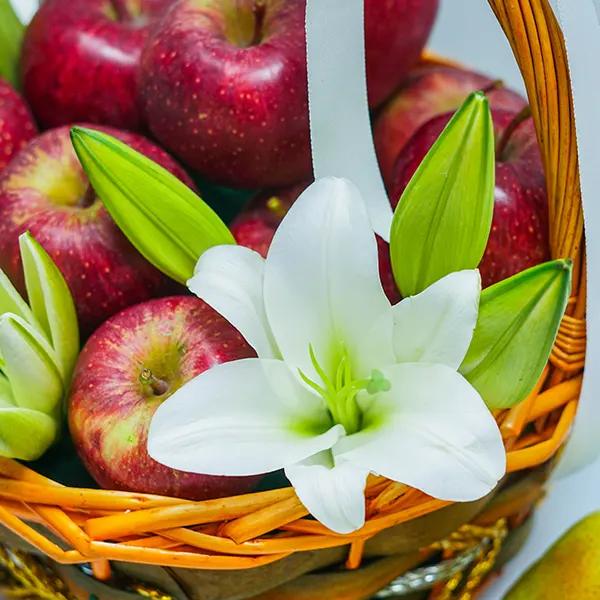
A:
[231,182,402,304]
[20,0,174,131]
[0,124,194,336]
[374,66,527,188]
[0,79,37,171]
[231,183,305,259]
[139,0,439,189]
[365,1,439,108]
[390,108,550,288]
[69,296,261,501]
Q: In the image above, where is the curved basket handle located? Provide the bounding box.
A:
[488,0,584,274]
[488,1,600,476]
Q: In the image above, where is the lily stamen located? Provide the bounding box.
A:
[299,346,392,434]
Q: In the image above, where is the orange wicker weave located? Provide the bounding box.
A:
[0,0,586,596]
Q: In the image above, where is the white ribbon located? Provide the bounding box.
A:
[553,0,600,476]
[305,0,392,242]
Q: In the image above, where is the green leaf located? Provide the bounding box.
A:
[390,92,495,297]
[70,126,236,284]
[0,269,36,324]
[0,369,61,461]
[460,259,572,409]
[0,373,15,408]
[0,0,24,89]
[0,408,59,461]
[0,314,64,414]
[19,233,80,382]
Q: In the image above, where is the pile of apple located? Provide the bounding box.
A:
[0,0,550,501]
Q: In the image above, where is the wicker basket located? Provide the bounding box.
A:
[0,0,585,598]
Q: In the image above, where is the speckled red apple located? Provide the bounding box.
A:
[0,79,37,172]
[390,109,549,287]
[231,182,402,304]
[231,183,304,259]
[139,0,439,189]
[69,296,261,501]
[20,0,174,131]
[0,124,194,336]
[374,66,527,189]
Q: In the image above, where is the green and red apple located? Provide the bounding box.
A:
[69,296,261,500]
[0,125,194,336]
[139,0,439,189]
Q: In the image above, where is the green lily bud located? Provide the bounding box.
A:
[19,233,79,382]
[0,233,79,460]
[0,0,23,88]
[70,126,236,285]
[460,259,572,409]
[390,92,495,297]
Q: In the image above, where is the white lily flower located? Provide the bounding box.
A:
[148,177,506,534]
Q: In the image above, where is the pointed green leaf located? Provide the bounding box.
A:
[0,374,15,408]
[460,260,572,409]
[70,127,236,284]
[0,0,24,89]
[390,92,495,297]
[0,408,59,460]
[0,269,36,324]
[19,233,80,382]
[0,314,64,413]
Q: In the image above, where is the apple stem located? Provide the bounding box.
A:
[496,105,533,160]
[266,196,288,218]
[140,369,169,396]
[482,79,505,94]
[78,186,98,209]
[108,0,131,22]
[250,0,267,46]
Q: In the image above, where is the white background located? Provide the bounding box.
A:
[9,0,600,597]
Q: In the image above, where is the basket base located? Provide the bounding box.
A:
[0,517,533,600]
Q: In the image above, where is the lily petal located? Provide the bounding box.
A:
[336,363,505,502]
[19,233,80,382]
[0,314,63,414]
[148,358,343,477]
[0,408,59,461]
[285,452,369,534]
[0,375,15,409]
[392,270,481,369]
[0,270,36,325]
[264,177,394,382]
[188,245,278,359]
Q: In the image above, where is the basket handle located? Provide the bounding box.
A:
[487,0,583,277]
[490,0,600,473]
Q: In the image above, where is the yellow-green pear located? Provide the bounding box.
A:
[504,512,600,599]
